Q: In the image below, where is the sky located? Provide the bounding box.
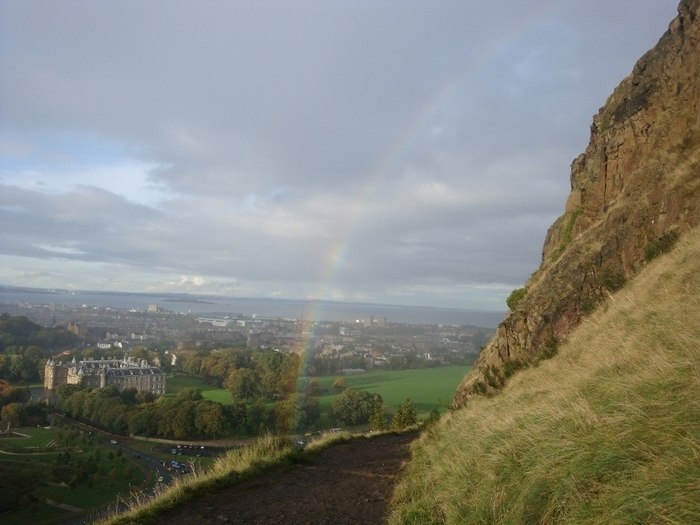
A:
[0,0,680,312]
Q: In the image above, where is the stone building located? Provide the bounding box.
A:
[44,356,166,395]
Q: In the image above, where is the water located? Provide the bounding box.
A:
[0,286,505,327]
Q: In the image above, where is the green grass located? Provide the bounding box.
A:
[311,366,469,427]
[0,426,147,524]
[165,374,233,404]
[388,229,700,524]
[0,426,56,448]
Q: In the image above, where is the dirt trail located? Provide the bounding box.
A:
[152,431,418,525]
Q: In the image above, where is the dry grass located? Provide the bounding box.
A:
[389,228,700,524]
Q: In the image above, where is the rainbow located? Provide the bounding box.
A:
[315,1,563,305]
[297,1,564,387]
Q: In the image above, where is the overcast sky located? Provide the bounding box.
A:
[0,0,679,312]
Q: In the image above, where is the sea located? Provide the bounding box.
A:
[0,286,505,328]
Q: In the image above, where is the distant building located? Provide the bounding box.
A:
[44,356,166,395]
[66,321,88,337]
[197,316,231,327]
[359,316,387,328]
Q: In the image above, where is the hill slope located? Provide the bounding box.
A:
[454,0,700,406]
[389,226,700,524]
[392,2,700,522]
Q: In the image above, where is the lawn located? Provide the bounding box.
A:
[321,366,469,409]
[166,373,233,404]
[309,365,470,428]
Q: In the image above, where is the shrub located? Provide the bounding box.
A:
[581,297,598,314]
[502,359,522,379]
[536,339,558,362]
[391,399,417,431]
[506,287,527,311]
[483,366,502,389]
[644,230,679,261]
[331,377,347,391]
[550,207,583,261]
[369,400,388,431]
[424,408,441,428]
[600,266,626,292]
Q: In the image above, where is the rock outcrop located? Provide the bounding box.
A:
[454,0,700,407]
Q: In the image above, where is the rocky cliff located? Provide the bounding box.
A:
[454,0,700,407]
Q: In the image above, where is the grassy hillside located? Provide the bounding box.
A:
[389,228,700,524]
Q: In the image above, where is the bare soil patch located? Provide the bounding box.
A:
[152,431,418,525]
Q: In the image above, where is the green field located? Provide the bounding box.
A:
[310,366,470,427]
[311,366,470,412]
[167,365,471,430]
[166,374,233,404]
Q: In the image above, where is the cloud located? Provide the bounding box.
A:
[0,0,679,312]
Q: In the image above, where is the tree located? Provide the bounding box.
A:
[303,377,321,396]
[19,402,47,427]
[127,404,158,436]
[0,380,30,407]
[369,398,388,432]
[275,393,321,433]
[170,400,197,439]
[175,387,203,402]
[224,401,248,436]
[331,377,347,391]
[1,403,19,432]
[330,389,382,426]
[391,398,417,431]
[225,368,260,401]
[246,399,273,435]
[194,400,224,438]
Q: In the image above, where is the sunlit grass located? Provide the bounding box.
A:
[165,374,233,404]
[389,229,700,524]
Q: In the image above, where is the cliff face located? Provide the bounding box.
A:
[454,0,700,407]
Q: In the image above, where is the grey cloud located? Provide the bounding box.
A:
[0,0,680,310]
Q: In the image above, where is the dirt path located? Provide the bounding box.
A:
[151,431,418,525]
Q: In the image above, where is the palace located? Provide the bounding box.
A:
[44,356,166,395]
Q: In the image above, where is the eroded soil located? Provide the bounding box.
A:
[151,431,418,525]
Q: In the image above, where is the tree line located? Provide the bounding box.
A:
[0,314,79,383]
